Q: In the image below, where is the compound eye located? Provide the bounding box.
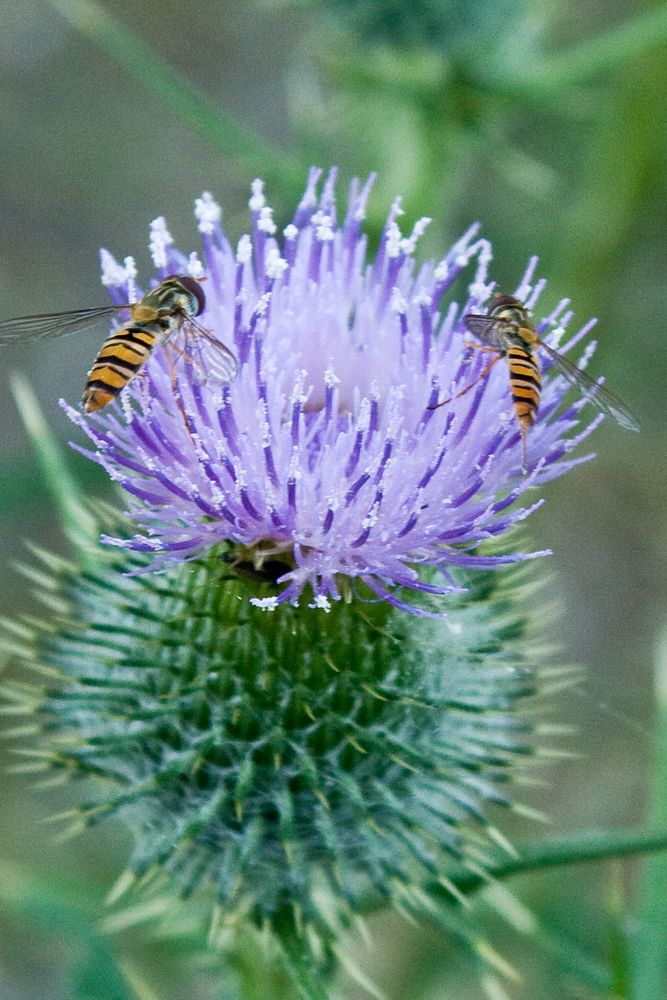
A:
[174,275,206,315]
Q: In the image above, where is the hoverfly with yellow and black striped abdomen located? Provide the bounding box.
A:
[0,275,238,412]
[430,293,639,471]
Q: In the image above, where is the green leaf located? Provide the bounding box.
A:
[10,373,98,562]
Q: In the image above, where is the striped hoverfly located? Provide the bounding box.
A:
[431,293,639,470]
[0,275,237,412]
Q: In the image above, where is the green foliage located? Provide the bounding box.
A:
[0,859,138,1000]
[314,0,529,53]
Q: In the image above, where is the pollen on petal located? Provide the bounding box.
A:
[249,179,265,212]
[100,249,131,287]
[236,235,252,264]
[250,596,279,611]
[309,595,332,612]
[187,252,205,278]
[385,221,402,259]
[265,247,288,280]
[195,191,222,234]
[400,216,431,255]
[149,217,174,270]
[258,207,277,235]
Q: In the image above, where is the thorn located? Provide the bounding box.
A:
[106,869,137,906]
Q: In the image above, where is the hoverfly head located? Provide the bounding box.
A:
[171,274,207,316]
[488,293,529,327]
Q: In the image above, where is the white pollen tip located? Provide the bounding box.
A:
[99,249,127,287]
[258,206,277,235]
[400,217,432,255]
[236,234,253,264]
[249,178,266,212]
[187,252,205,278]
[385,222,402,258]
[468,281,493,302]
[390,288,407,314]
[283,223,298,241]
[123,256,138,280]
[309,595,331,612]
[311,212,334,241]
[265,246,289,280]
[254,292,271,316]
[250,596,278,611]
[389,196,404,219]
[149,216,174,269]
[412,217,432,237]
[195,191,222,234]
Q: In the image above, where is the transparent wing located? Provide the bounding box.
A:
[463,313,504,348]
[172,319,238,386]
[0,304,131,346]
[538,338,640,431]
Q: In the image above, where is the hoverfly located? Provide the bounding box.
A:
[0,275,237,412]
[431,293,639,471]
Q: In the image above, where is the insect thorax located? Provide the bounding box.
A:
[489,300,538,349]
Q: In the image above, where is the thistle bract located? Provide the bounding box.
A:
[64,168,601,615]
[13,538,545,950]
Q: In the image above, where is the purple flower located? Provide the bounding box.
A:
[63,168,602,614]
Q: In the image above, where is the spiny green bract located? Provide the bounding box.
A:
[6,538,545,948]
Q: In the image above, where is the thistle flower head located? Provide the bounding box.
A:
[5,169,592,973]
[64,168,600,614]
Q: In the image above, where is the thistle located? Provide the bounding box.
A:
[6,169,604,987]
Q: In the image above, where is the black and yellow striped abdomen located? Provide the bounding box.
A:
[506,345,541,430]
[82,325,159,412]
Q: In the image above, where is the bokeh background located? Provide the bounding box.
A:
[1,1,666,997]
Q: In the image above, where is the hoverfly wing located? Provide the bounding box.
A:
[200,332,238,384]
[463,313,504,348]
[172,319,238,387]
[538,339,640,432]
[188,320,238,385]
[0,304,131,346]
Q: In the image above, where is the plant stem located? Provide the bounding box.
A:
[629,626,667,999]
[46,0,304,194]
[447,826,667,897]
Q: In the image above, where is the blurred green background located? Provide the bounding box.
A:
[1,0,666,996]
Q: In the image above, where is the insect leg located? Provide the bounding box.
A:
[463,341,503,352]
[163,343,201,448]
[168,340,207,382]
[428,351,503,411]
